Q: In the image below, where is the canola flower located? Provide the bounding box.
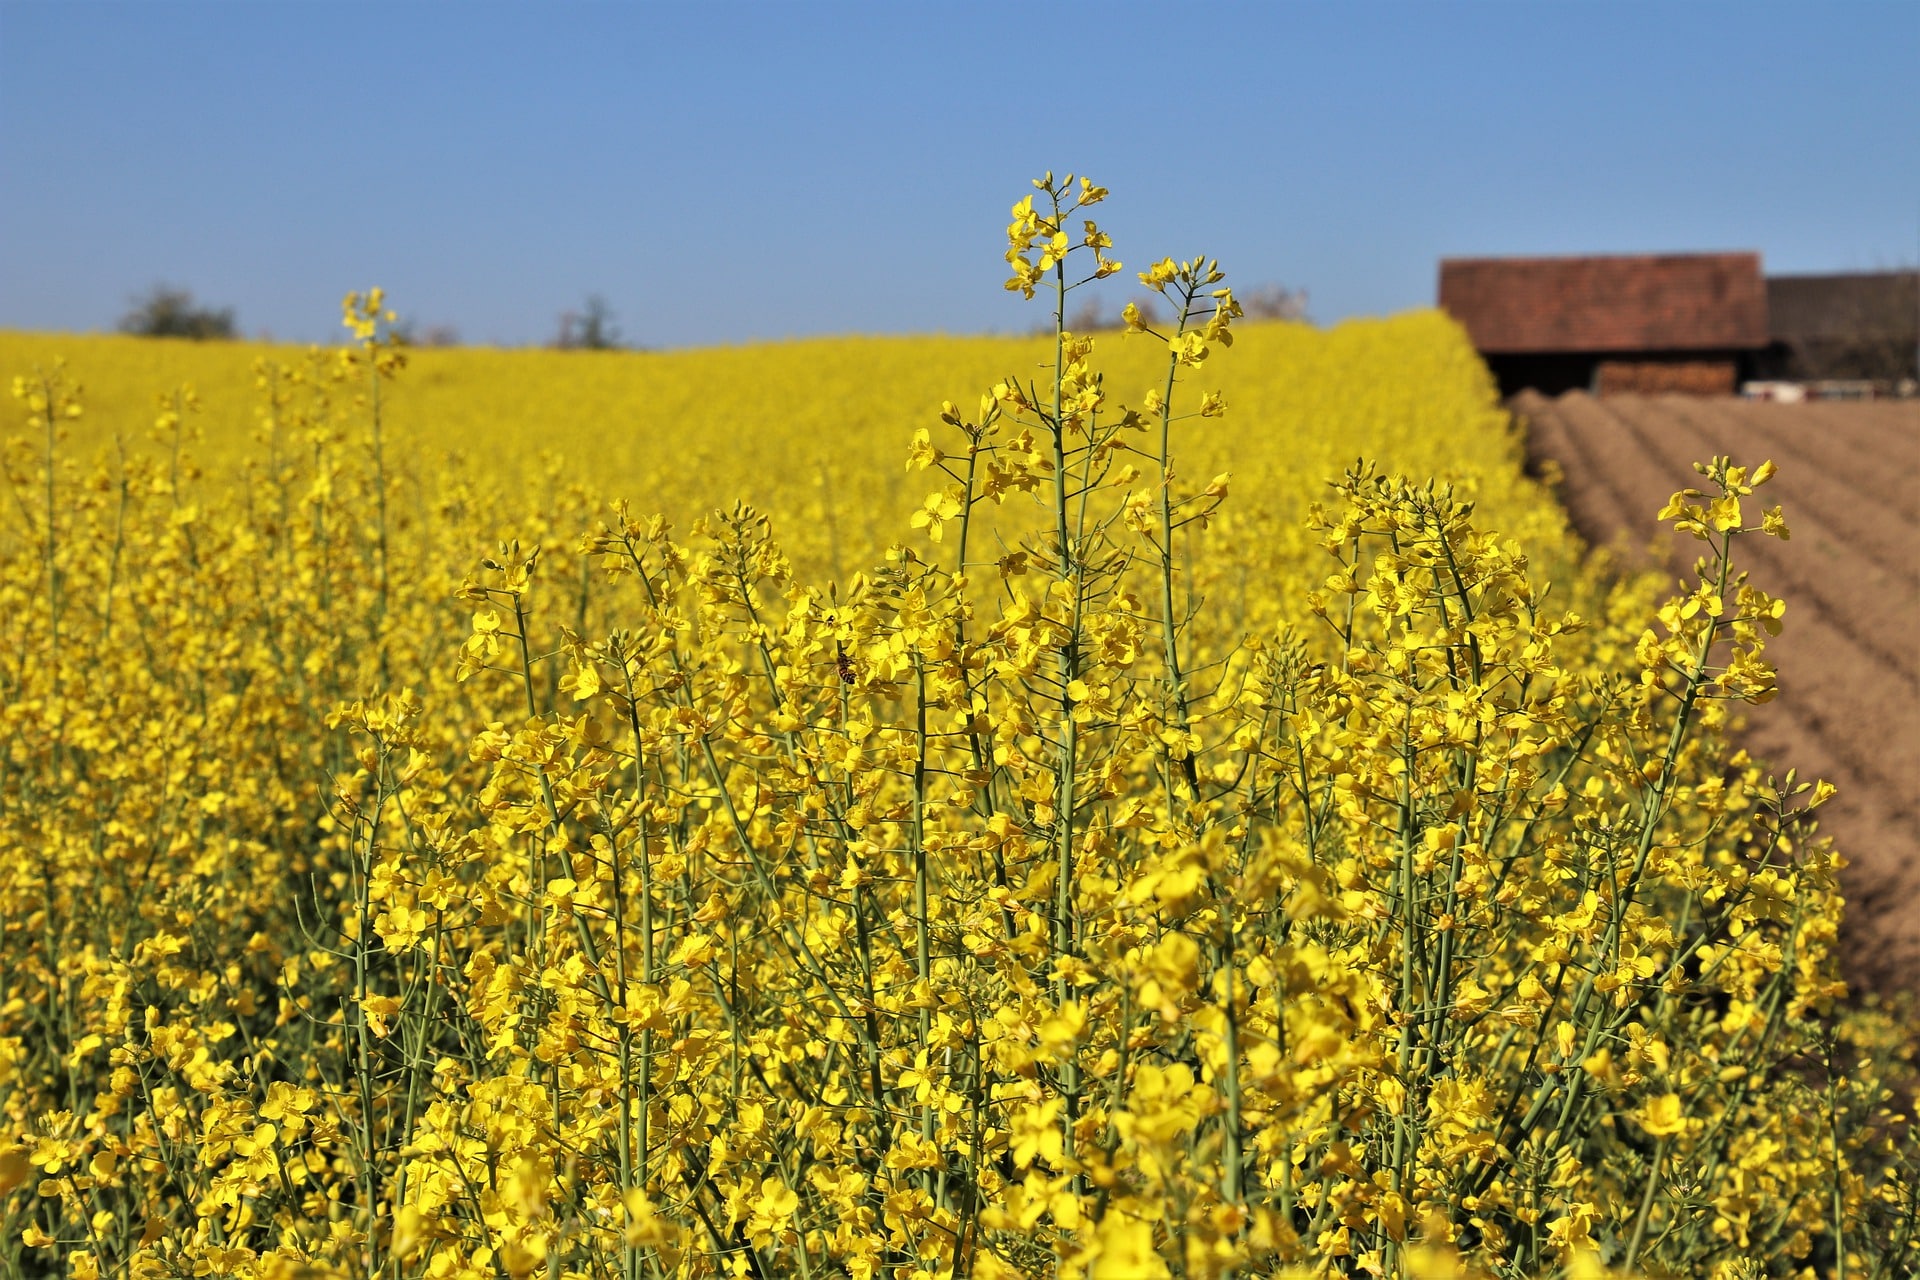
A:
[0,176,1914,1280]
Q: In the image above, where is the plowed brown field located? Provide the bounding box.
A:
[1514,390,1920,994]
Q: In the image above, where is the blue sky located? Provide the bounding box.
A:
[2,1,1914,348]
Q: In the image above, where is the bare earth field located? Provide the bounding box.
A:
[1515,391,1920,994]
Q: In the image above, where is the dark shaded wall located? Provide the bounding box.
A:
[1756,272,1920,382]
[1483,352,1601,397]
[1485,350,1746,397]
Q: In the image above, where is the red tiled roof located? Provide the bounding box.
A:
[1438,253,1768,354]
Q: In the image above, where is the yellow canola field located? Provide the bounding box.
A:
[0,311,1565,589]
[0,185,1912,1280]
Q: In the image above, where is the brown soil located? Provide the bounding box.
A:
[1514,390,1920,994]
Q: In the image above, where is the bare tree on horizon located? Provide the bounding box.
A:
[119,284,237,340]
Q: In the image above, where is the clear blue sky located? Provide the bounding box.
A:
[2,1,1914,348]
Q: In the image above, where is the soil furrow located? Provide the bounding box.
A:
[1629,397,1920,585]
[1687,398,1920,522]
[1538,394,1695,551]
[1758,608,1920,807]
[1608,397,1920,687]
[1740,695,1920,992]
[1780,402,1920,478]
[1512,391,1639,542]
[1517,390,1920,995]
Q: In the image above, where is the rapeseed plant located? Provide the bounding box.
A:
[0,178,1912,1280]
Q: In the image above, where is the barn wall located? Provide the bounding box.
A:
[1759,273,1920,382]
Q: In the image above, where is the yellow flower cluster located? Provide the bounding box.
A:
[0,178,1913,1280]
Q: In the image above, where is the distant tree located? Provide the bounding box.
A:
[1058,288,1298,334]
[1066,295,1109,332]
[1061,294,1167,333]
[554,295,622,350]
[1241,284,1310,323]
[118,285,237,340]
[392,317,462,348]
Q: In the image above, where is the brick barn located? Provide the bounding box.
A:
[1438,252,1769,397]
